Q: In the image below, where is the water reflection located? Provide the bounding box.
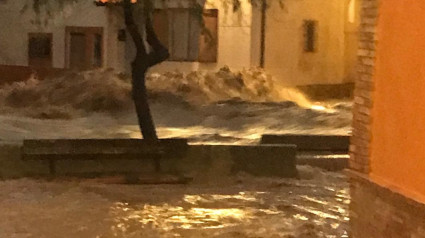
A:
[108,185,350,237]
[111,202,251,231]
[0,168,350,237]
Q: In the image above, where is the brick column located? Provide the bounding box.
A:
[349,0,379,174]
[350,2,425,237]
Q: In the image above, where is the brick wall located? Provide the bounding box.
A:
[349,2,425,237]
[350,172,425,238]
[349,0,379,174]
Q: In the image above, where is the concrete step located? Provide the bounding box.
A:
[297,153,349,171]
[184,144,298,178]
[261,134,350,152]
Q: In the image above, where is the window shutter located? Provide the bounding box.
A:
[188,14,201,61]
[170,10,190,60]
[153,10,169,49]
[198,9,218,63]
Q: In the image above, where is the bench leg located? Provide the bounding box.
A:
[48,159,56,176]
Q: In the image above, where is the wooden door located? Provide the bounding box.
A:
[66,27,103,70]
[69,33,87,70]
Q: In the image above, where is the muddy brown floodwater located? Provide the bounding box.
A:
[0,68,352,237]
[0,68,352,144]
[0,166,349,238]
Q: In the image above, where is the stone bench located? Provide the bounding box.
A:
[22,139,188,175]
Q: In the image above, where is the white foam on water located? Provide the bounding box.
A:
[0,67,352,144]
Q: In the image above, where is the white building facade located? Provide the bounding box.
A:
[0,0,359,86]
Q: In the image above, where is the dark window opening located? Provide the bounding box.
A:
[304,20,317,53]
[29,34,52,59]
[28,33,52,68]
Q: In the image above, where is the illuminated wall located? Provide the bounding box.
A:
[370,0,425,202]
[0,0,359,86]
[0,0,110,69]
[263,0,359,86]
[344,0,361,84]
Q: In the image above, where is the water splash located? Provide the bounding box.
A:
[0,67,318,119]
[147,66,313,107]
[0,67,352,143]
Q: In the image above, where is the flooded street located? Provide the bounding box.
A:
[0,68,352,144]
[0,69,352,237]
[0,166,349,238]
[2,0,422,236]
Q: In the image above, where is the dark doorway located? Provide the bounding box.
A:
[69,33,87,70]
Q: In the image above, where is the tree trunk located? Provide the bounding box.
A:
[123,0,169,141]
[131,60,157,141]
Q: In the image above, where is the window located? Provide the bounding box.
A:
[303,20,318,53]
[28,33,52,67]
[29,35,51,58]
[153,9,218,62]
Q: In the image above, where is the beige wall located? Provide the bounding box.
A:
[0,0,111,69]
[250,5,262,67]
[264,0,357,86]
[0,0,359,86]
[0,0,258,74]
[344,0,361,83]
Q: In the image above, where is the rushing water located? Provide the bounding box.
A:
[0,68,352,237]
[0,166,349,238]
[0,67,352,144]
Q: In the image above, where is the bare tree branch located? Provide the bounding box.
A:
[123,0,147,58]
